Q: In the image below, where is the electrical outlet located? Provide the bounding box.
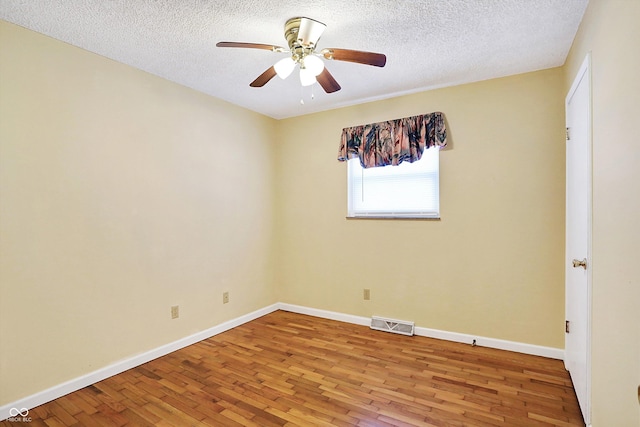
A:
[171,305,179,319]
[363,289,371,300]
[223,291,229,304]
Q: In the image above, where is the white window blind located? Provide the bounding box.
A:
[347,148,440,218]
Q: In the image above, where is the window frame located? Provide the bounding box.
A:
[346,148,440,219]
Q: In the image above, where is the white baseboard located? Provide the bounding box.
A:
[413,325,564,360]
[0,303,279,421]
[278,303,564,360]
[276,303,371,327]
[1,301,563,421]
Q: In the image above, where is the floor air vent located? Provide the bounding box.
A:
[370,316,415,336]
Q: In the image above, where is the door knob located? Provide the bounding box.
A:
[572,258,587,269]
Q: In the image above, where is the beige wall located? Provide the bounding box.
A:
[0,21,277,404]
[563,0,640,425]
[274,68,566,348]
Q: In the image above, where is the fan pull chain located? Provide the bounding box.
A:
[299,85,317,105]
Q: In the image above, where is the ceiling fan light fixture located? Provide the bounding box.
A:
[303,55,325,76]
[217,16,386,94]
[274,57,296,79]
[299,67,317,86]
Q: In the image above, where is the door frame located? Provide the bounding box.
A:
[565,52,593,425]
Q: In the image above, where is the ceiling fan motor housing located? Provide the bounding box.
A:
[284,17,326,52]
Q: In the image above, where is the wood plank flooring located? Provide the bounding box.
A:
[2,310,584,426]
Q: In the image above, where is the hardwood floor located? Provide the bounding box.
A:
[3,310,584,426]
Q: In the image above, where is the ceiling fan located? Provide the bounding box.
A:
[216,17,386,94]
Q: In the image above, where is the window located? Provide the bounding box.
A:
[347,148,440,218]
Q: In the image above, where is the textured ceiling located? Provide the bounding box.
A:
[0,0,588,119]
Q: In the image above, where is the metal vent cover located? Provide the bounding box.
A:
[370,316,415,336]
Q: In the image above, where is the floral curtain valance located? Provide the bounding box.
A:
[337,112,447,168]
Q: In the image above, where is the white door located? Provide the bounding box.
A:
[565,54,592,424]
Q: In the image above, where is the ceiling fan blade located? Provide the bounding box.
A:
[316,68,341,93]
[321,48,386,67]
[216,41,286,52]
[250,66,277,87]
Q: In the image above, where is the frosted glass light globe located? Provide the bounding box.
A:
[274,57,295,79]
[299,67,317,86]
[303,55,324,76]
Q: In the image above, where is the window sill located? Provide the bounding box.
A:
[346,216,441,221]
